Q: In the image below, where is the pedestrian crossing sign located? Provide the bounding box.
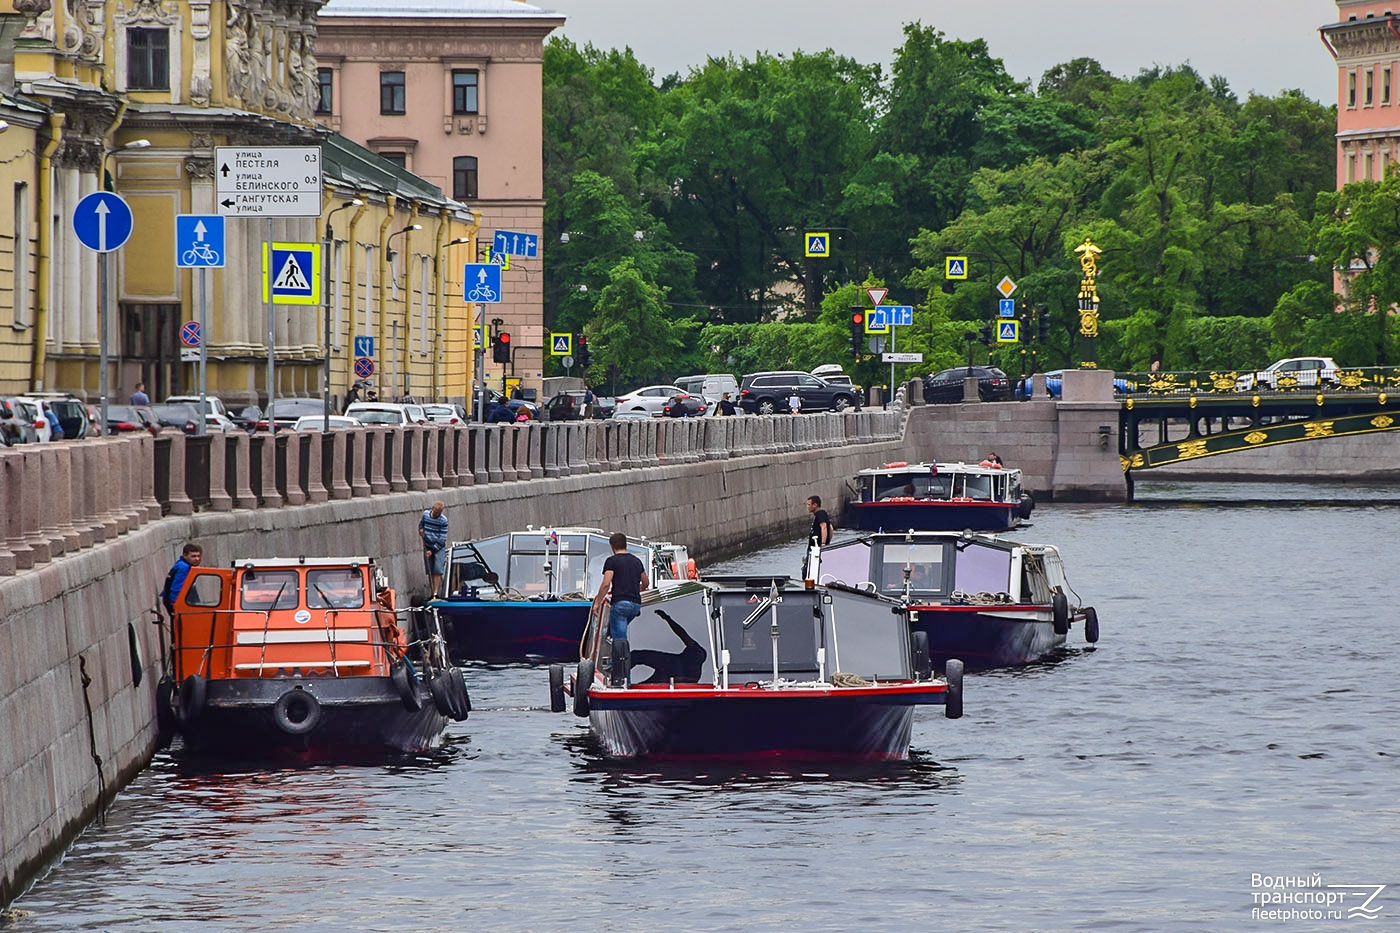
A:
[550,332,572,357]
[997,320,1020,344]
[945,256,968,280]
[262,242,321,305]
[805,232,831,258]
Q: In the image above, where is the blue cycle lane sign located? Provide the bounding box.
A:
[73,192,134,253]
[463,263,502,303]
[175,215,225,268]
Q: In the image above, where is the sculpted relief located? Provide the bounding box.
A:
[223,0,318,120]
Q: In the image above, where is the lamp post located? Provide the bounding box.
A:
[97,139,150,436]
[385,223,422,398]
[438,236,470,404]
[322,198,363,431]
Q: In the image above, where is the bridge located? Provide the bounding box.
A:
[1113,366,1400,484]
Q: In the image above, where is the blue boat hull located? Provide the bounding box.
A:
[909,608,1064,671]
[847,501,1020,532]
[435,598,590,663]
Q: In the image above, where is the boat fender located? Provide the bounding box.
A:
[178,674,207,725]
[1052,590,1070,636]
[429,672,456,717]
[573,659,594,717]
[390,660,422,712]
[1083,605,1100,644]
[944,659,964,719]
[446,666,471,720]
[911,631,933,681]
[687,559,699,580]
[1018,492,1036,519]
[272,688,322,736]
[155,678,177,746]
[549,664,566,713]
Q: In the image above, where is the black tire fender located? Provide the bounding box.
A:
[272,688,322,736]
[1083,605,1100,644]
[391,660,422,712]
[1052,589,1070,636]
[573,659,594,717]
[549,664,566,713]
[611,638,630,688]
[911,631,933,681]
[178,674,207,725]
[429,672,455,716]
[156,678,177,745]
[1018,492,1035,520]
[944,659,964,720]
[447,666,471,720]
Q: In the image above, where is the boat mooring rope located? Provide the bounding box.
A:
[831,672,872,688]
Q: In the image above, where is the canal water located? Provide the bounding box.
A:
[8,482,1399,932]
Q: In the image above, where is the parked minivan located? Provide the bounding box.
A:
[674,373,739,407]
[344,401,429,426]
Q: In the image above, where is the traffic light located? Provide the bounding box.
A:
[1036,304,1050,342]
[978,324,993,346]
[850,311,865,357]
[577,335,590,366]
[493,331,512,363]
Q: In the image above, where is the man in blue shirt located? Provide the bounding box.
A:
[129,381,150,406]
[162,543,203,616]
[418,501,449,596]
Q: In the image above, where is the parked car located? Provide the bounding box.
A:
[204,412,239,433]
[149,403,202,434]
[1235,356,1341,392]
[234,405,263,432]
[674,373,739,404]
[344,402,429,426]
[663,393,708,417]
[422,403,468,425]
[83,404,104,437]
[292,414,361,431]
[22,392,90,439]
[543,390,613,422]
[1016,369,1131,399]
[104,404,160,435]
[260,398,327,431]
[923,366,1013,403]
[165,394,232,421]
[614,384,688,417]
[8,397,56,442]
[737,372,859,415]
[472,388,538,420]
[1,398,39,445]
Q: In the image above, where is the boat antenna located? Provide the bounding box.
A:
[768,580,782,684]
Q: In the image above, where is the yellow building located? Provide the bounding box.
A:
[1,0,479,408]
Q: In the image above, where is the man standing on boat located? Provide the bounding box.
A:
[807,495,833,547]
[419,501,449,597]
[593,532,649,647]
[161,542,203,617]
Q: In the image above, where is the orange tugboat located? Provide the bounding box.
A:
[158,556,469,756]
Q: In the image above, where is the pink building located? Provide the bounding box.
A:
[315,0,564,397]
[1322,2,1400,185]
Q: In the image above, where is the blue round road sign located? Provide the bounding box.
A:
[354,357,375,378]
[180,321,201,347]
[73,192,134,253]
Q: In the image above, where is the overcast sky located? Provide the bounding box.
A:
[551,0,1340,104]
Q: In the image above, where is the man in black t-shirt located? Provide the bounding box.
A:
[594,532,649,641]
[807,495,833,547]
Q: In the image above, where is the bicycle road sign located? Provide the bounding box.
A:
[175,214,225,268]
[180,321,201,347]
[463,263,502,303]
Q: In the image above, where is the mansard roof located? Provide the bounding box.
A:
[319,0,559,18]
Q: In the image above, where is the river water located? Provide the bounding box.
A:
[8,481,1399,932]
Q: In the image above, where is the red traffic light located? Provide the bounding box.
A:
[498,332,510,345]
[851,312,864,325]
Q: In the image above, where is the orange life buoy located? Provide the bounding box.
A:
[883,461,908,468]
[979,460,1002,469]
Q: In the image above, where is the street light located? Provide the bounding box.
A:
[384,223,423,397]
[97,138,150,438]
[321,197,363,430]
[437,236,470,405]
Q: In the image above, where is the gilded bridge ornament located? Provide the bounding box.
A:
[1302,421,1336,439]
[1372,414,1394,428]
[1245,431,1268,444]
[1077,306,1099,337]
[1073,238,1101,340]
[1176,439,1210,460]
[1074,238,1101,278]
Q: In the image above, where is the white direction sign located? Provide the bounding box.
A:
[882,352,924,363]
[215,146,322,217]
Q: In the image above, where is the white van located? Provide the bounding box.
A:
[344,401,429,426]
[674,373,739,406]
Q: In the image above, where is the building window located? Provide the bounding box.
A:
[1349,71,1358,107]
[316,69,334,114]
[380,152,407,169]
[1348,153,1357,182]
[12,182,30,328]
[452,70,479,114]
[380,71,406,114]
[127,28,169,90]
[1366,152,1374,179]
[1366,69,1375,105]
[1386,68,1393,105]
[453,156,478,200]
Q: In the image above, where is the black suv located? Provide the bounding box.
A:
[923,366,1013,403]
[738,371,859,415]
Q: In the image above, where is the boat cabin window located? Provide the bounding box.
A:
[824,589,911,680]
[876,542,949,596]
[873,473,939,500]
[184,572,224,607]
[816,540,872,588]
[623,602,712,685]
[447,536,508,595]
[715,592,820,677]
[952,544,1013,595]
[240,570,300,611]
[306,568,365,609]
[955,473,994,500]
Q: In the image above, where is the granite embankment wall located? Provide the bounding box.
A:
[1,403,918,905]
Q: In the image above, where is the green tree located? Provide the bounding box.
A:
[585,259,695,391]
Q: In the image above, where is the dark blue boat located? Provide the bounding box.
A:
[809,530,1099,671]
[432,528,688,663]
[845,460,1034,532]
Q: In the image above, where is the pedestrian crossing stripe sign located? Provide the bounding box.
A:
[997,320,1020,343]
[945,256,968,280]
[474,324,485,351]
[804,232,831,258]
[261,242,321,305]
[550,332,572,357]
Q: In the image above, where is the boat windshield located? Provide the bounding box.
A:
[815,538,872,588]
[306,568,365,609]
[875,542,949,596]
[952,543,1013,595]
[240,570,300,611]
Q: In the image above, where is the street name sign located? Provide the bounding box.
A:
[215,146,322,217]
[882,352,924,363]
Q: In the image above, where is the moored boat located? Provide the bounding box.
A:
[159,556,469,756]
[845,460,1034,532]
[809,530,1099,671]
[432,527,694,663]
[550,577,962,760]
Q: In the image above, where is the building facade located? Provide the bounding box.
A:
[0,0,479,408]
[314,0,563,399]
[1322,1,1400,186]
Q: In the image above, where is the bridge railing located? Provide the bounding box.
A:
[0,404,906,577]
[1116,365,1400,398]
